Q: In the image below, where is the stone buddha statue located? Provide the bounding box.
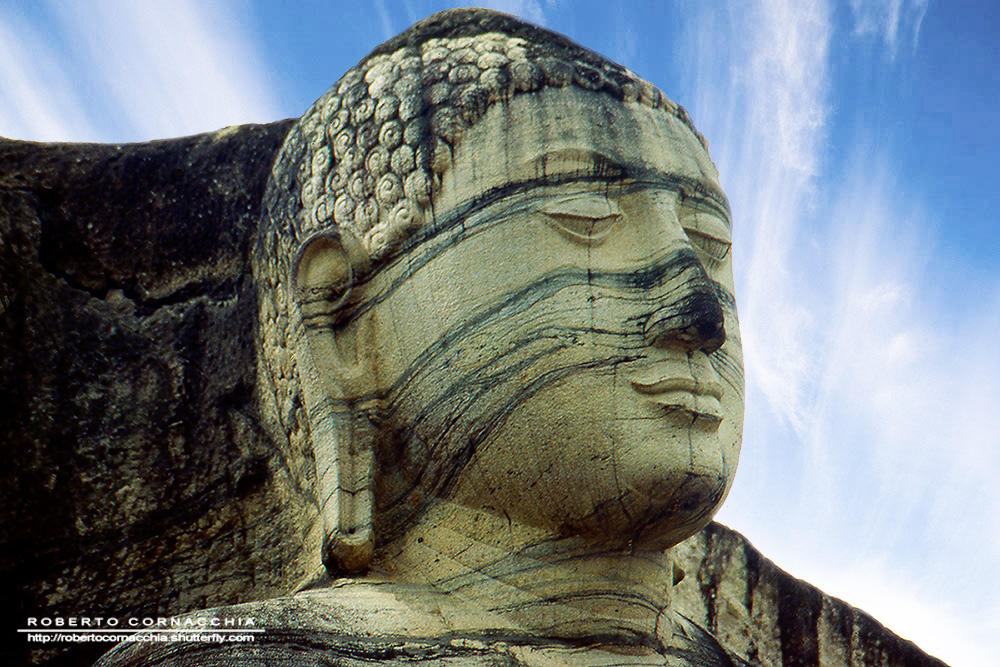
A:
[96,8,745,666]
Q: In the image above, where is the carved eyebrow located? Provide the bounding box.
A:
[629,168,731,228]
[525,149,731,227]
[525,148,624,170]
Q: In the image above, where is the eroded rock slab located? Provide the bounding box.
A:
[0,122,327,667]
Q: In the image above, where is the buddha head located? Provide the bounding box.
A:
[253,8,744,575]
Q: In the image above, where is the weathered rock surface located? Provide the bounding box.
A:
[0,124,328,667]
[93,524,950,667]
[672,523,947,667]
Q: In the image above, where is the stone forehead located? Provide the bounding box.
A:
[291,9,707,260]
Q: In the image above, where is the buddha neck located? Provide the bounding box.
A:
[372,499,677,651]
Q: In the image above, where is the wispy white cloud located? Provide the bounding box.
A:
[748,0,830,177]
[678,0,834,503]
[802,151,1000,553]
[684,1,999,665]
[701,0,832,434]
[0,9,100,141]
[35,0,280,142]
[850,0,931,58]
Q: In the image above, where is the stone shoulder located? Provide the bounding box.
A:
[94,580,753,667]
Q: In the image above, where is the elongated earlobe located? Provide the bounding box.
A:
[293,231,376,573]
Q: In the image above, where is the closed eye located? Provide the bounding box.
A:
[538,193,623,246]
[681,211,731,262]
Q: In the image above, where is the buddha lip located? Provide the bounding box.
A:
[638,387,724,428]
[630,376,723,399]
[628,358,725,426]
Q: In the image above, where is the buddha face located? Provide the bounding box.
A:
[335,86,743,551]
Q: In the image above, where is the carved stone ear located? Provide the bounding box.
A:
[294,231,354,316]
[292,231,372,389]
[291,230,376,574]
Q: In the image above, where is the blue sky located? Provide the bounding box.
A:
[3,1,997,665]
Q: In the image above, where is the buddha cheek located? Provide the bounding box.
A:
[449,366,727,545]
[449,374,617,532]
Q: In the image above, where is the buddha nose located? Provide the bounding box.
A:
[643,252,726,354]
